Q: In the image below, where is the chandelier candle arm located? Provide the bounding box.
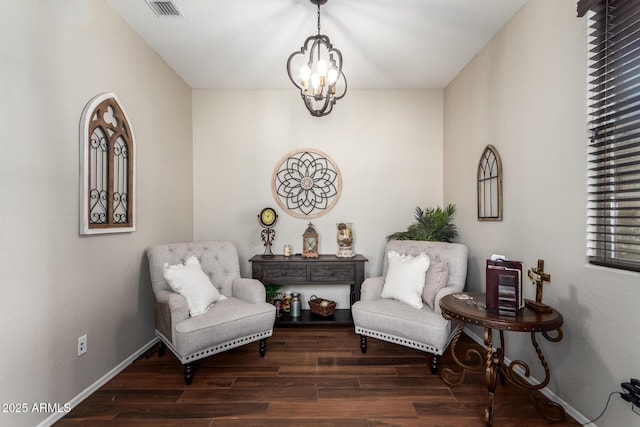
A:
[286,0,347,117]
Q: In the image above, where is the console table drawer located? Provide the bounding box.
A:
[310,265,355,282]
[261,264,307,283]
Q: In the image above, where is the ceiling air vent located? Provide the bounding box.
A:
[146,0,183,17]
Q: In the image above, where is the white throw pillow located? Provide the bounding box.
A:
[162,255,224,316]
[381,251,431,309]
[423,260,449,310]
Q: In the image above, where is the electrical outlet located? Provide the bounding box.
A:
[77,335,87,357]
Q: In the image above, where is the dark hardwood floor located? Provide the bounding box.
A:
[56,327,577,426]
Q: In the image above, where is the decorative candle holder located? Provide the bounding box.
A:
[336,222,355,257]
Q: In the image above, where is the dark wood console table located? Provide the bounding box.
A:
[439,292,564,426]
[249,254,367,326]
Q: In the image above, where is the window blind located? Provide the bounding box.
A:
[579,0,640,272]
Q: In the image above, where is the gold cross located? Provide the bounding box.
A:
[528,259,551,304]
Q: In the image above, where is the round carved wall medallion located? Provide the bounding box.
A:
[272,148,342,219]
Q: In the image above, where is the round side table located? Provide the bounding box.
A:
[440,292,564,426]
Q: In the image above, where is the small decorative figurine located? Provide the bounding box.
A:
[336,222,354,257]
[526,259,552,312]
[302,223,319,258]
[282,291,292,313]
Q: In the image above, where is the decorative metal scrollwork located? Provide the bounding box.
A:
[89,126,109,224]
[112,136,129,224]
[442,323,485,387]
[272,148,342,219]
[80,93,135,235]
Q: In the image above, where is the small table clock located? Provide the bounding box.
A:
[258,207,278,258]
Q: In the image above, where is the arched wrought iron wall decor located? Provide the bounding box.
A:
[79,93,136,235]
[272,148,342,219]
[477,145,503,221]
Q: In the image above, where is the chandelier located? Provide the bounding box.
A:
[286,0,347,117]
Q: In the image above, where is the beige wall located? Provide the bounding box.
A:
[193,89,444,307]
[0,1,193,426]
[444,1,640,425]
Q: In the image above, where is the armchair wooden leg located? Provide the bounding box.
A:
[158,340,166,357]
[360,335,367,354]
[430,354,440,374]
[184,363,193,385]
[259,338,267,357]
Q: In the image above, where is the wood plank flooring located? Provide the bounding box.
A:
[55,327,577,427]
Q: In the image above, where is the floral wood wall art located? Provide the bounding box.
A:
[272,148,342,219]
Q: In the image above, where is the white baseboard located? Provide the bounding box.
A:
[463,327,595,426]
[37,337,159,427]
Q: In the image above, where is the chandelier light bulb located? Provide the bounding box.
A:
[311,73,320,90]
[317,60,327,77]
[301,65,311,82]
[300,65,311,90]
[328,68,338,84]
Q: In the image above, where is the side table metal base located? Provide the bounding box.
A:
[441,297,566,426]
[500,328,566,424]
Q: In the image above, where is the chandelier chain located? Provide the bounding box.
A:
[317,3,321,35]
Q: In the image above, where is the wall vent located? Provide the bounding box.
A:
[146,0,183,17]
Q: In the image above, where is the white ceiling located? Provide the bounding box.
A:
[106,0,527,90]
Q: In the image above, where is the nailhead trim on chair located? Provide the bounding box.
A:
[355,326,442,355]
[183,330,272,362]
[156,329,272,364]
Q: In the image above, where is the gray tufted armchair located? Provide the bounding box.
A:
[147,241,276,385]
[351,240,469,374]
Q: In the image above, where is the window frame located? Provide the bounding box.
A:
[579,0,640,272]
[79,93,136,235]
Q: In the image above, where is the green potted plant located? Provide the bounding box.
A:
[265,284,282,304]
[387,204,459,243]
